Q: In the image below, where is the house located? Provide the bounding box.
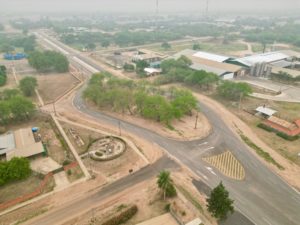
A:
[0,128,44,160]
[133,49,167,64]
[263,117,300,137]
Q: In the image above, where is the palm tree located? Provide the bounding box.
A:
[157,170,172,200]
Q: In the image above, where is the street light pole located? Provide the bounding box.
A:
[194,111,199,129]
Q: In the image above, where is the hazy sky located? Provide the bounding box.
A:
[0,0,300,14]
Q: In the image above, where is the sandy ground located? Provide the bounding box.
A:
[37,73,80,104]
[195,93,300,190]
[87,104,212,141]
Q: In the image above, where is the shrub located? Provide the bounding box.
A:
[257,123,275,132]
[95,151,103,157]
[276,132,299,141]
[101,205,138,225]
[165,203,171,212]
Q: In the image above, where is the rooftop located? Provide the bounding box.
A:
[256,106,277,116]
[192,51,230,62]
[233,52,291,67]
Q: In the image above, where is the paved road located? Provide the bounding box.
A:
[237,76,300,103]
[35,32,300,225]
[25,156,178,225]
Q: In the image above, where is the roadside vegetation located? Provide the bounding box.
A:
[239,132,284,170]
[206,182,234,221]
[157,170,177,200]
[84,73,198,127]
[270,72,300,84]
[28,50,69,73]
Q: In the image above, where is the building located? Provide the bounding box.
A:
[172,49,243,79]
[255,106,277,118]
[132,49,167,64]
[263,117,300,137]
[144,68,162,76]
[228,51,300,78]
[0,128,44,160]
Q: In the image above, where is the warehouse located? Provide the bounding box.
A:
[172,49,243,79]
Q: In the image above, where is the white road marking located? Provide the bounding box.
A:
[206,167,216,175]
[72,56,99,74]
[203,146,215,151]
[197,170,208,180]
[198,142,208,146]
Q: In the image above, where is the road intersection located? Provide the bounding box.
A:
[33,32,300,225]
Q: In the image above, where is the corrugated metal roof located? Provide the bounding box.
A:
[190,63,227,76]
[256,106,277,116]
[193,51,230,62]
[0,132,16,154]
[234,52,289,67]
[270,60,293,68]
[189,56,242,73]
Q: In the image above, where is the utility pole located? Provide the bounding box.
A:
[238,92,243,111]
[205,0,209,18]
[53,102,57,116]
[194,111,199,129]
[118,121,122,136]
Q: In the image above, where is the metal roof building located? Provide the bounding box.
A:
[0,128,44,160]
[171,49,242,79]
[231,52,291,67]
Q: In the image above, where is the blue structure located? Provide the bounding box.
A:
[3,53,27,60]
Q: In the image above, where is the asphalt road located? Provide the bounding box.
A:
[36,32,300,225]
[25,156,178,225]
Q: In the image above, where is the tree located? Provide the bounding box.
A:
[206,182,234,220]
[28,50,69,73]
[123,63,135,72]
[193,43,201,50]
[161,42,171,50]
[86,42,96,51]
[157,170,177,200]
[19,77,37,96]
[217,81,252,101]
[0,157,31,186]
[101,40,110,48]
[135,60,149,74]
[0,65,7,86]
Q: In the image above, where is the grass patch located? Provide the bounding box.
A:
[176,185,203,213]
[239,133,284,170]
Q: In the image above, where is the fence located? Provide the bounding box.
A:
[0,172,53,211]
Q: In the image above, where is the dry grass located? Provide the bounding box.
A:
[37,73,79,104]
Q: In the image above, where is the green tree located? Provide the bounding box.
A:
[101,40,110,48]
[123,63,135,72]
[19,77,37,96]
[157,170,177,200]
[206,182,234,220]
[0,65,7,86]
[0,157,31,186]
[193,43,201,50]
[171,89,198,117]
[86,42,96,51]
[135,60,149,74]
[8,96,35,121]
[161,42,171,50]
[217,81,252,101]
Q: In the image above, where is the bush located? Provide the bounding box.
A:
[164,203,171,212]
[257,123,275,132]
[101,205,138,225]
[0,157,32,186]
[166,183,177,197]
[95,151,103,157]
[276,132,299,141]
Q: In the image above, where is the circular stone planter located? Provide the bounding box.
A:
[89,136,126,161]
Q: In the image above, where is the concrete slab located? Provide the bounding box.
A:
[53,171,70,190]
[30,157,61,174]
[136,213,178,225]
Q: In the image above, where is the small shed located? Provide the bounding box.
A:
[144,68,162,76]
[256,106,277,118]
